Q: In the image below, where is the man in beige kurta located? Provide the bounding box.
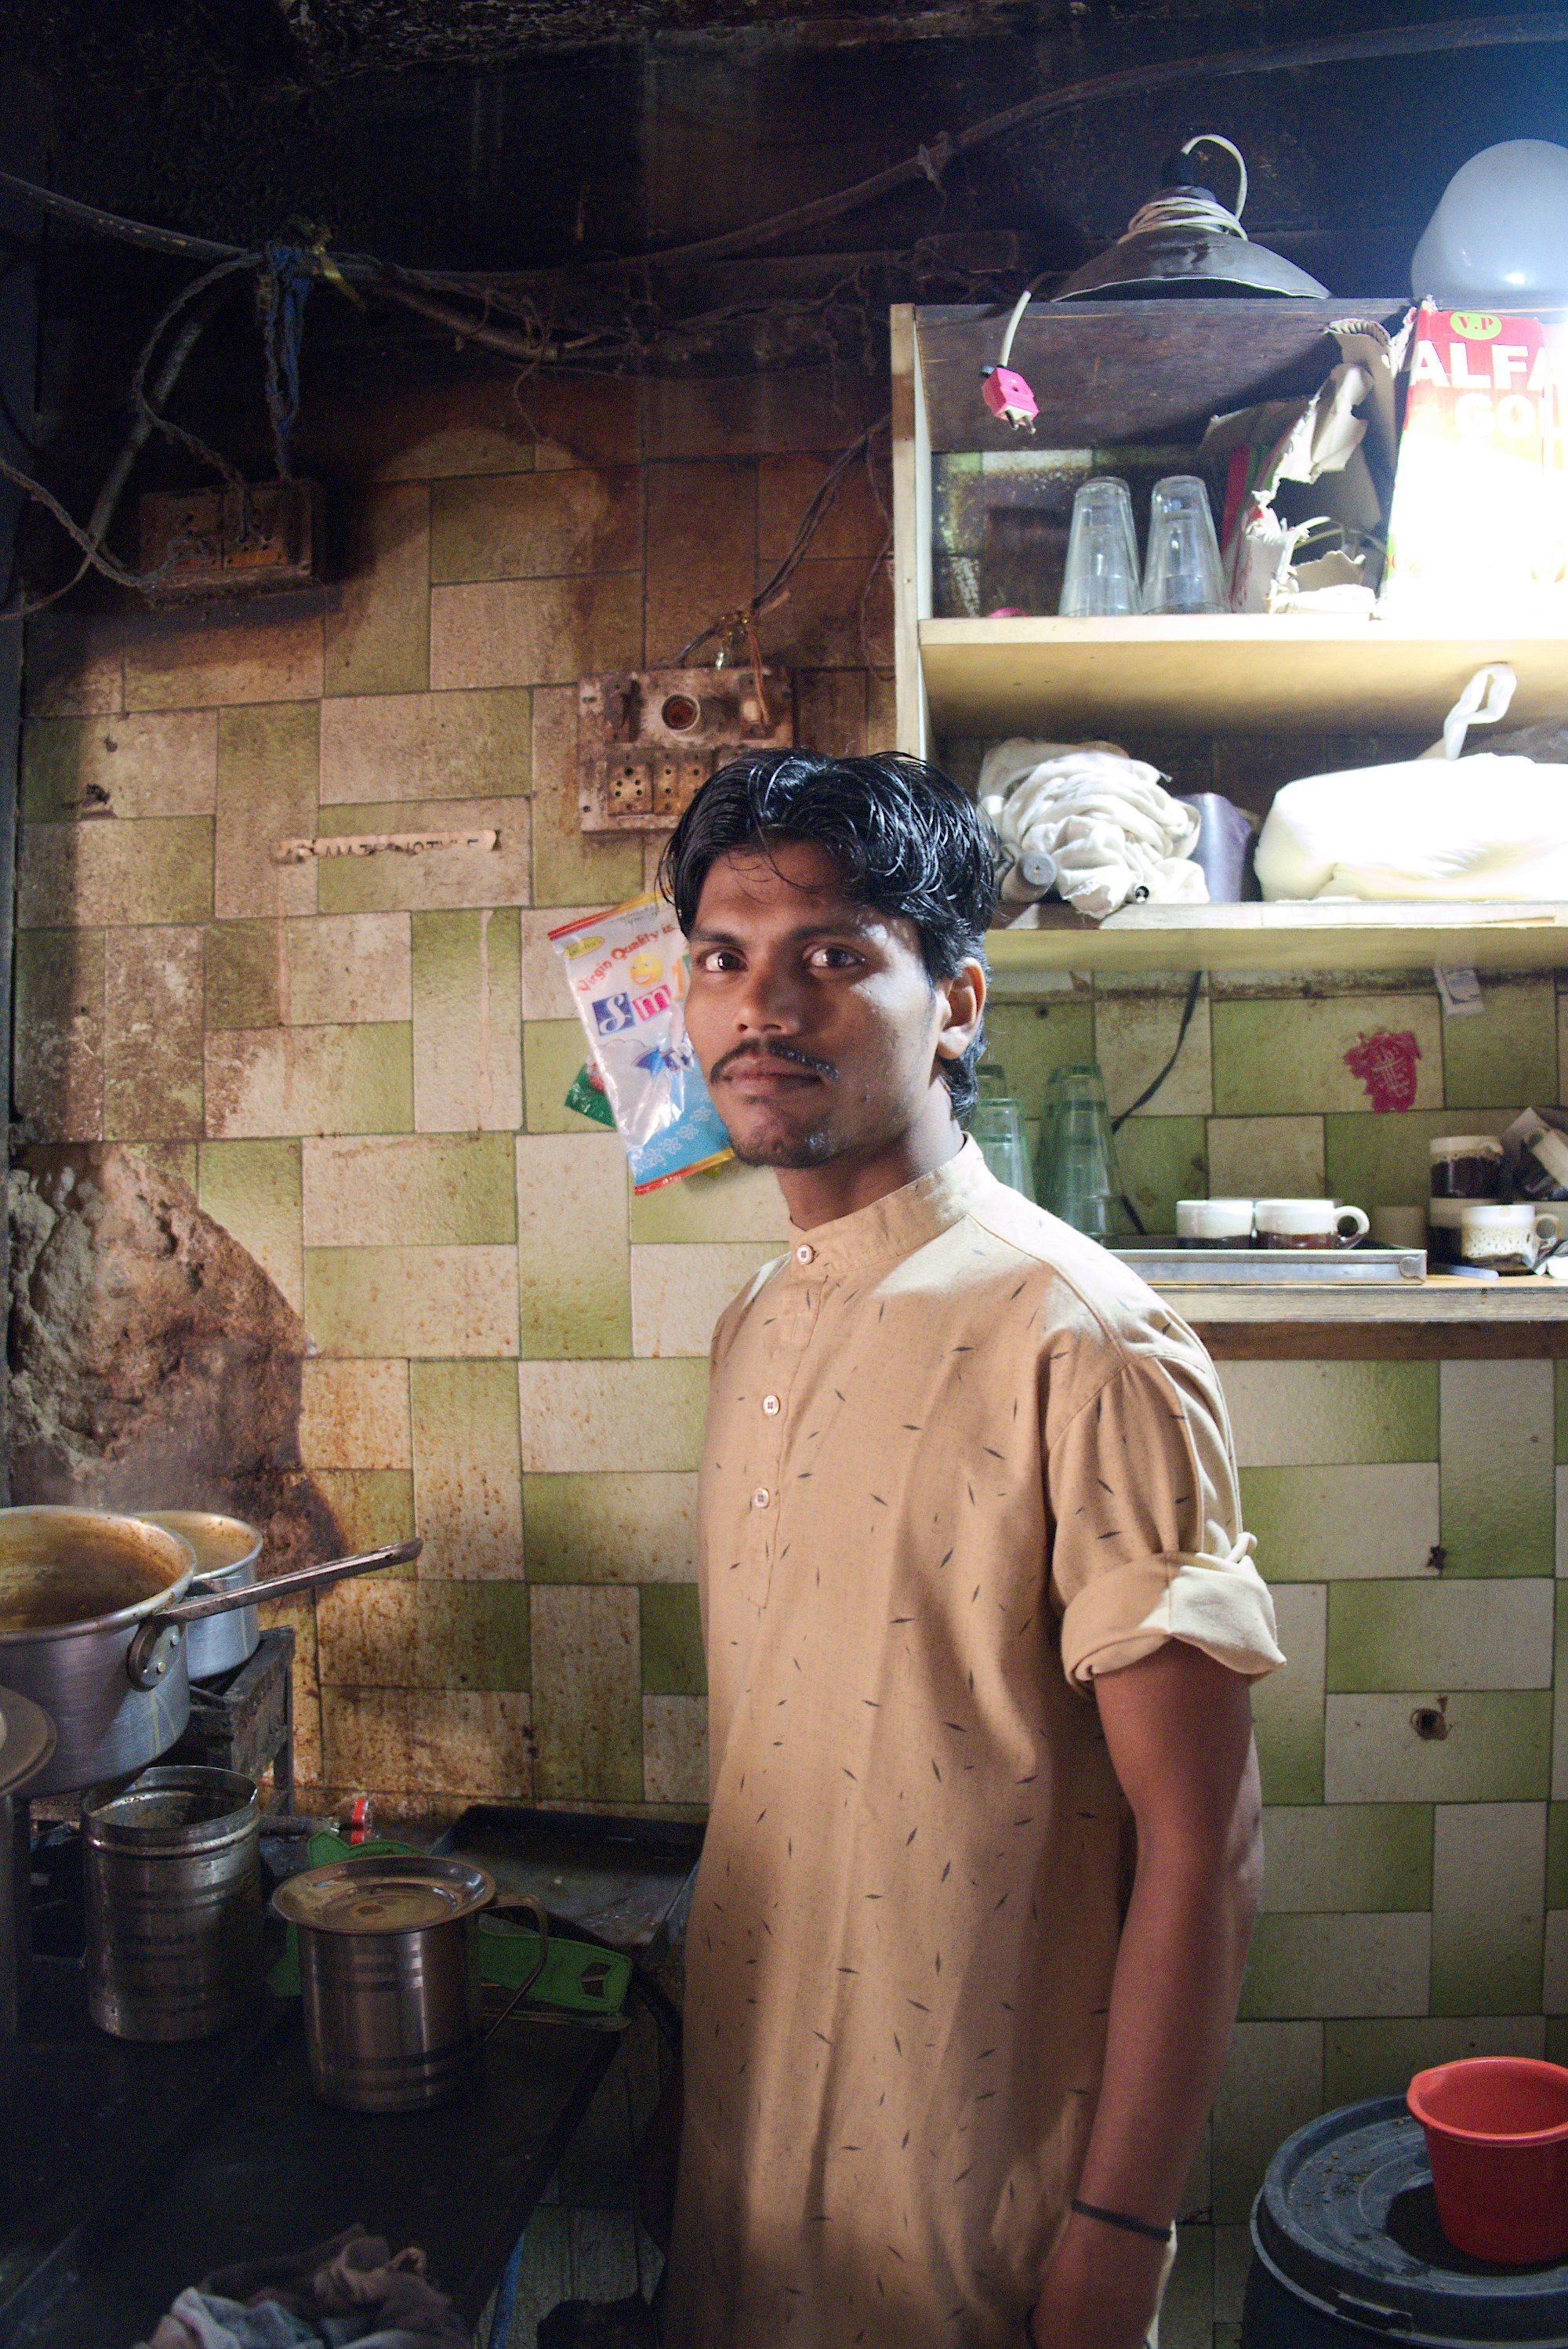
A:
[664,1142,1281,2348]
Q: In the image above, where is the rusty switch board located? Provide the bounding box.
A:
[139,480,322,600]
[578,667,794,834]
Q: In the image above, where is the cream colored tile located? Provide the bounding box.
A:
[1546,1911,1568,2013]
[411,908,523,1134]
[1160,2225,1212,2349]
[517,1359,709,1473]
[1094,980,1212,1118]
[1326,1691,1553,1803]
[530,1584,641,1802]
[1240,1464,1440,1581]
[409,1358,524,1581]
[21,710,217,820]
[303,1131,516,1247]
[1213,991,1443,1115]
[103,925,204,1141]
[284,913,412,1026]
[517,1132,630,1356]
[299,1358,412,1472]
[319,1686,532,1799]
[627,1157,790,1243]
[631,1243,779,1356]
[205,1023,413,1138]
[323,481,430,699]
[642,1694,708,1803]
[320,686,531,804]
[14,928,103,1142]
[17,815,213,928]
[522,1472,697,1584]
[24,611,125,717]
[1220,1362,1436,1469]
[429,575,641,691]
[1212,2229,1251,2329]
[1431,1803,1546,2015]
[1211,2021,1323,2224]
[304,1243,521,1357]
[1251,1584,1325,1804]
[519,908,580,1022]
[529,684,643,907]
[1204,1116,1325,1200]
[215,703,318,921]
[315,1575,417,1684]
[1558,1465,1568,1577]
[124,605,323,709]
[314,795,530,916]
[197,1138,303,1310]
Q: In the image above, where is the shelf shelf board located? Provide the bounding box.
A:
[1167,1273,1568,1360]
[919,615,1568,738]
[987,899,1568,976]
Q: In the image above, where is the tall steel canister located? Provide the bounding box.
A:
[82,1766,262,2040]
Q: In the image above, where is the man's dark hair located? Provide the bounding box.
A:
[659,750,998,1119]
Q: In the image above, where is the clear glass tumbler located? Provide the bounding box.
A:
[970,1091,1036,1200]
[1036,1062,1121,1240]
[1142,474,1227,615]
[1059,477,1142,617]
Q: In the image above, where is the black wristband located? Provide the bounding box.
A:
[1070,2196,1171,2245]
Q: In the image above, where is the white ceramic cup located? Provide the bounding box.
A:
[1255,1197,1370,1250]
[1175,1197,1254,1246]
[1457,1201,1562,1272]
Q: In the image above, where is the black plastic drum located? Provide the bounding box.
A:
[1243,2097,1568,2347]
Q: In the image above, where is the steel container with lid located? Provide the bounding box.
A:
[136,1513,263,1679]
[83,1765,263,2041]
[272,1853,495,2111]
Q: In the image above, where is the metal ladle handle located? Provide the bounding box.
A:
[125,1540,422,1690]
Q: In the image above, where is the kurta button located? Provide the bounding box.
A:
[762,1394,781,1417]
[753,1487,771,1509]
[795,1243,814,1264]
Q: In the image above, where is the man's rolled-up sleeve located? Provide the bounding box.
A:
[1047,1334,1283,1688]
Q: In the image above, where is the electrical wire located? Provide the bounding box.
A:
[1109,970,1204,1135]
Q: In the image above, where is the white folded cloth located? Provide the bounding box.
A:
[978,739,1207,920]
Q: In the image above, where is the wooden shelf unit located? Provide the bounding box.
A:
[890,300,1568,978]
[1169,1273,1568,1360]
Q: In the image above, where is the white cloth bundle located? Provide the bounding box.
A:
[978,739,1207,920]
[1255,752,1568,901]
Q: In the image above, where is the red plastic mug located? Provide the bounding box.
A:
[1407,2057,1568,2265]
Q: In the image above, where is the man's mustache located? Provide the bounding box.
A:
[710,1041,836,1084]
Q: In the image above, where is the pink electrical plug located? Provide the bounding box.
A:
[981,364,1038,431]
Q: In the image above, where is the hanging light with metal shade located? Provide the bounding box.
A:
[1054,133,1328,301]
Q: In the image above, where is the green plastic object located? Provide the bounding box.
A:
[564,1063,616,1129]
[266,1835,632,2017]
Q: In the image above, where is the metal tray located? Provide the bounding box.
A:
[1109,1244,1426,1285]
[434,1804,703,1962]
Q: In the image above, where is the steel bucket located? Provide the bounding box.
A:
[272,1853,495,2111]
[83,1765,262,2041]
[136,1513,262,1679]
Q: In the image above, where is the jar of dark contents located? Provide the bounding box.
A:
[1428,1135,1503,1200]
[1426,1199,1465,1265]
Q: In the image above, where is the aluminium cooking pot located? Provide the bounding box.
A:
[0,1508,420,1795]
[136,1512,263,1679]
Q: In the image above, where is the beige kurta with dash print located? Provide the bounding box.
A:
[664,1142,1282,2349]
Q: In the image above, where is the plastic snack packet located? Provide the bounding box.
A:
[550,894,731,1193]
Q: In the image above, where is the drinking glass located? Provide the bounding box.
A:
[1059,477,1142,617]
[1036,1063,1121,1239]
[970,1088,1036,1201]
[1142,474,1227,615]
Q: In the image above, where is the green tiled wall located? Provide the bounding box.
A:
[20,381,1568,2349]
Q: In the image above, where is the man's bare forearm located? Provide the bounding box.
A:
[1075,1778,1261,2226]
[1029,1643,1263,2349]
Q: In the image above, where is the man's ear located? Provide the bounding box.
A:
[934,956,987,1063]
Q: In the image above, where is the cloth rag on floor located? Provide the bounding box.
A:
[978,739,1207,920]
[138,2227,468,2349]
